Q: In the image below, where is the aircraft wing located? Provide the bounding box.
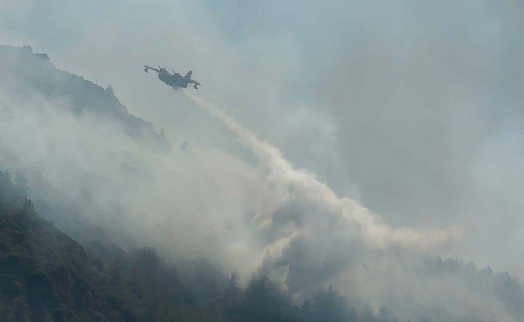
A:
[144,65,160,73]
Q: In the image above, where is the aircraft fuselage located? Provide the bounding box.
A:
[144,65,200,89]
[158,72,190,88]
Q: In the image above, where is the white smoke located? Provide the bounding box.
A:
[184,91,461,252]
[182,92,524,321]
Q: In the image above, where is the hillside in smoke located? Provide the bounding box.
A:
[2,168,524,321]
[0,44,170,244]
[0,160,403,321]
[0,171,217,321]
[2,44,524,321]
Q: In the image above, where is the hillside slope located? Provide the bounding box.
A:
[0,45,167,146]
[0,170,406,322]
[0,171,220,322]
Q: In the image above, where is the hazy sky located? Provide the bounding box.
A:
[1,1,524,319]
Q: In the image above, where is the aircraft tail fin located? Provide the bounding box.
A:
[184,70,193,79]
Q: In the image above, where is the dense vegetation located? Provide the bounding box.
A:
[0,170,217,321]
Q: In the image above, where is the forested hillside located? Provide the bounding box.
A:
[0,170,404,321]
[0,171,220,321]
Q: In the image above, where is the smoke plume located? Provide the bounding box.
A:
[184,91,460,251]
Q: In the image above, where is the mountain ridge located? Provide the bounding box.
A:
[0,45,168,147]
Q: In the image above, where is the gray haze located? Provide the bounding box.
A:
[1,0,524,320]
